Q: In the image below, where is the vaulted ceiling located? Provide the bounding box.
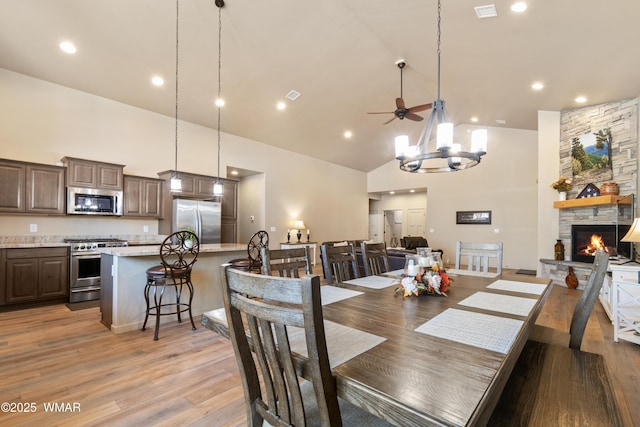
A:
[1,0,639,172]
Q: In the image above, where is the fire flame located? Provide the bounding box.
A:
[579,234,611,256]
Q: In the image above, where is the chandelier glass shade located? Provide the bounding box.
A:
[395,0,487,173]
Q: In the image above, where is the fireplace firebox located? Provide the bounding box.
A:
[571,224,631,263]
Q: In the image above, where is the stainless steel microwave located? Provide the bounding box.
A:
[67,186,123,216]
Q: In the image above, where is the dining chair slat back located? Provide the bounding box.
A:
[320,242,359,285]
[569,249,609,349]
[455,241,503,274]
[261,246,313,278]
[361,242,390,276]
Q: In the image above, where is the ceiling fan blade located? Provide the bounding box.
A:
[395,97,406,109]
[407,103,433,113]
[367,111,394,115]
[383,116,397,125]
[405,113,424,122]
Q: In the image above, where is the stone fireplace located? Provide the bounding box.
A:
[541,98,638,288]
[556,99,638,262]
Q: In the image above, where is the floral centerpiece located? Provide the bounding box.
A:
[551,176,572,192]
[394,263,453,297]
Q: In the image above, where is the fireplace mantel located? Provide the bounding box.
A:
[553,194,633,209]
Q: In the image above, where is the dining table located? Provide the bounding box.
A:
[203,268,552,426]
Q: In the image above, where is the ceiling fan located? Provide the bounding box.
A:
[368,60,432,125]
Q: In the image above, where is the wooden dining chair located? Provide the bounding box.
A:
[320,242,359,285]
[360,241,390,276]
[221,265,392,427]
[454,241,503,274]
[489,250,623,426]
[261,246,313,278]
[530,249,610,349]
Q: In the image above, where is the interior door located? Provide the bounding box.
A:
[407,208,426,237]
[369,210,381,242]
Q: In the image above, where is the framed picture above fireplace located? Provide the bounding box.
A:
[571,128,613,184]
[571,223,631,263]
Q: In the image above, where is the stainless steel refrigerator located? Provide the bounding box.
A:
[172,199,221,244]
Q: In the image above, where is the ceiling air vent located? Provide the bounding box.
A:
[474,5,498,18]
[286,90,301,101]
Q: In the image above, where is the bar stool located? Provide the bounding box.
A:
[142,230,199,340]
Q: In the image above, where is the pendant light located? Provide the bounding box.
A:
[394,0,487,173]
[170,0,182,192]
[213,0,224,197]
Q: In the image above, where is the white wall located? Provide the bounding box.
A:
[0,68,368,243]
[368,125,539,269]
[536,111,561,273]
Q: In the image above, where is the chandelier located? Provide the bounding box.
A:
[394,0,487,173]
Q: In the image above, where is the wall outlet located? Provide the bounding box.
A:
[494,228,500,234]
[29,224,37,232]
[143,225,149,233]
[250,215,255,223]
[270,226,276,232]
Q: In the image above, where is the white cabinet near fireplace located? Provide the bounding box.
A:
[608,264,640,345]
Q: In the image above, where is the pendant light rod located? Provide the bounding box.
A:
[170,0,182,191]
[213,0,224,196]
[174,0,180,173]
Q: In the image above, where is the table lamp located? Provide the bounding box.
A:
[621,218,640,262]
[294,220,306,243]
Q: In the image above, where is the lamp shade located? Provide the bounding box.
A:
[436,122,453,149]
[395,135,409,157]
[471,129,488,153]
[621,218,640,242]
[294,220,306,230]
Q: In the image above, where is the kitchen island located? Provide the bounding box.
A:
[99,243,246,334]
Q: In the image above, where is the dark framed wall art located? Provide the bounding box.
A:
[456,210,492,225]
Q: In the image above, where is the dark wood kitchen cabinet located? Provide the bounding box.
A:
[3,247,69,305]
[123,175,163,218]
[0,159,65,215]
[62,156,124,190]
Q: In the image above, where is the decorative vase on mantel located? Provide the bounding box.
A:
[558,191,567,201]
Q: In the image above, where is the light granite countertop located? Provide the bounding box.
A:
[99,243,246,257]
[0,242,71,249]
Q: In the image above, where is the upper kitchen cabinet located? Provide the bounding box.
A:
[0,159,65,215]
[0,159,25,212]
[123,175,163,218]
[158,170,216,199]
[62,157,124,190]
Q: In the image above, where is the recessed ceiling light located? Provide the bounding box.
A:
[511,2,527,13]
[575,96,587,103]
[474,5,498,19]
[59,41,77,54]
[215,98,225,107]
[531,82,544,90]
[151,76,164,86]
[496,119,507,124]
[276,102,286,110]
[344,130,352,138]
[471,117,479,123]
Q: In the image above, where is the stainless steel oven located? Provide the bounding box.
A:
[66,239,128,303]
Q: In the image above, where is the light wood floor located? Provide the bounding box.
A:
[1,282,639,426]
